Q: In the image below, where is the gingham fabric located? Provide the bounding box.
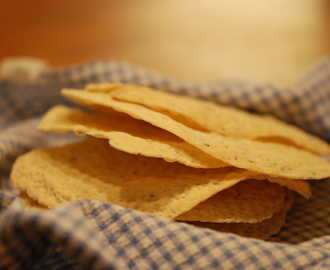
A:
[0,57,330,270]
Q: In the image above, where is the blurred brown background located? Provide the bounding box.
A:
[0,0,330,85]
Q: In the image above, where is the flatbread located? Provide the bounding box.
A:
[38,105,229,168]
[86,83,330,155]
[61,89,330,180]
[176,179,286,223]
[182,189,294,240]
[11,138,265,220]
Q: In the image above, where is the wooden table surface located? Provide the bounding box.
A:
[1,0,330,85]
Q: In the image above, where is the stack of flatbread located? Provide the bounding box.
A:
[11,83,330,239]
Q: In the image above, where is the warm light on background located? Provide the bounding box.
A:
[0,0,329,85]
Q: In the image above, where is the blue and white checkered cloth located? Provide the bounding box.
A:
[1,57,330,269]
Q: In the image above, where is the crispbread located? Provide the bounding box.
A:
[19,192,46,211]
[176,179,286,223]
[14,83,322,241]
[11,138,265,220]
[85,83,330,155]
[182,189,294,240]
[38,105,229,168]
[18,187,293,240]
[61,89,330,180]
